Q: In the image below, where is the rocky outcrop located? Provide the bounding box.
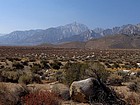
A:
[70,78,126,105]
[70,78,98,102]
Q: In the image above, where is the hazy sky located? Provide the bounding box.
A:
[0,0,140,33]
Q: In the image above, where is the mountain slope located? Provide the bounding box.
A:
[0,22,140,46]
[0,22,89,45]
[53,34,140,49]
[57,42,85,48]
[0,30,43,45]
[58,30,101,43]
[96,24,140,36]
[85,34,140,49]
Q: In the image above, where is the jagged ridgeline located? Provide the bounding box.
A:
[0,22,140,47]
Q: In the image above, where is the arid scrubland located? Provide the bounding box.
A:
[0,47,140,105]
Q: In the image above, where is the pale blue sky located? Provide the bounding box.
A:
[0,0,140,33]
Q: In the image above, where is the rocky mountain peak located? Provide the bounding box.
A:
[93,28,104,33]
[57,22,89,35]
[0,22,140,46]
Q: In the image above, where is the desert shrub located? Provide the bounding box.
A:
[63,62,88,86]
[0,69,23,83]
[112,63,120,68]
[0,83,26,105]
[1,67,12,71]
[130,62,139,68]
[105,62,112,68]
[50,61,62,70]
[0,83,29,105]
[40,60,50,69]
[107,73,123,86]
[117,71,127,76]
[29,58,36,62]
[63,61,110,85]
[21,61,28,66]
[87,62,110,83]
[54,70,64,82]
[32,74,42,84]
[136,70,140,77]
[18,73,42,84]
[13,57,21,61]
[117,70,130,82]
[0,65,4,69]
[0,71,3,82]
[123,63,131,69]
[0,83,20,105]
[18,73,33,84]
[30,64,41,73]
[125,93,140,105]
[0,83,10,105]
[128,78,140,92]
[21,90,60,105]
[41,60,49,64]
[12,62,24,69]
[6,57,14,62]
[6,57,21,62]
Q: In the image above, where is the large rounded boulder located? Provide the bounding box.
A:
[70,78,126,104]
[70,78,99,102]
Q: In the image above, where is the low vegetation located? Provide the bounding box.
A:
[21,90,60,105]
[0,47,140,104]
